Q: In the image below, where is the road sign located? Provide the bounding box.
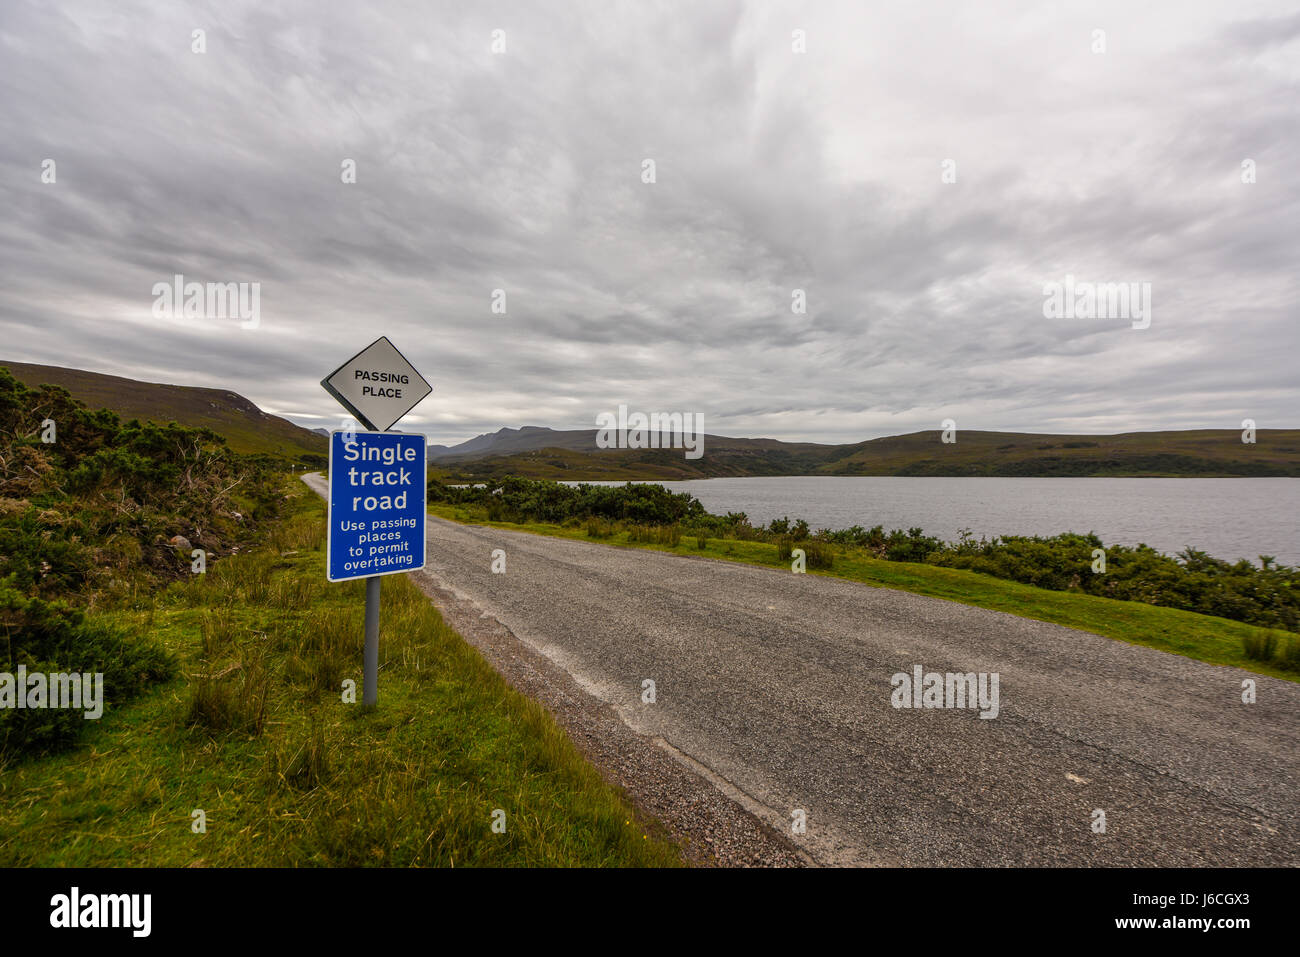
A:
[326,430,427,582]
[321,336,432,432]
[320,337,430,708]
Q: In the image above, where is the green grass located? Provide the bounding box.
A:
[0,487,682,867]
[432,504,1300,682]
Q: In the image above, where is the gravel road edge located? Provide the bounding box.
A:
[408,563,812,867]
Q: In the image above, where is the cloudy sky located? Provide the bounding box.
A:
[2,0,1296,446]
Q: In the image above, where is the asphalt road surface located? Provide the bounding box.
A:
[304,475,1299,866]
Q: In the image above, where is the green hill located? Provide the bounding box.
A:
[1,361,326,463]
[432,428,1300,480]
[820,428,1300,477]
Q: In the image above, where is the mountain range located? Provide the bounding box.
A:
[427,425,1300,480]
[5,361,1297,478]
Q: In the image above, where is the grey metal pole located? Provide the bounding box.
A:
[363,575,380,706]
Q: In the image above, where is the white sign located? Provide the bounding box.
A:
[321,336,432,432]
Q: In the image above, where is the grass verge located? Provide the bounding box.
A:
[431,503,1300,683]
[0,485,682,867]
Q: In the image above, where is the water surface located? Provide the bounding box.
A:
[592,477,1300,565]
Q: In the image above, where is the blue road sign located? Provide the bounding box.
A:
[327,430,427,582]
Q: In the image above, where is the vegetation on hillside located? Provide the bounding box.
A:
[2,361,327,466]
[430,428,1300,480]
[0,368,286,758]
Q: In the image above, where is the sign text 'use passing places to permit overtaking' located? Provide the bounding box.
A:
[327,430,426,582]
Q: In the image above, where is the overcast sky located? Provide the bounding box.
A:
[2,0,1296,446]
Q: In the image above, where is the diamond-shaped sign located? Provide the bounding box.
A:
[321,336,432,432]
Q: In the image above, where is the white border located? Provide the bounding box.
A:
[326,429,427,582]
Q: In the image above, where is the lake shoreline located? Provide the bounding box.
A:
[555,476,1300,566]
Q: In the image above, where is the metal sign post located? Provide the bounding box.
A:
[321,337,432,707]
[364,577,381,707]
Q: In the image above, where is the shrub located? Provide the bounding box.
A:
[0,367,286,604]
[626,524,681,546]
[586,517,615,539]
[803,541,835,569]
[1243,633,1278,662]
[1276,635,1300,671]
[185,645,269,737]
[199,608,238,658]
[435,477,706,527]
[776,538,833,569]
[884,527,943,563]
[0,581,176,759]
[926,533,1300,633]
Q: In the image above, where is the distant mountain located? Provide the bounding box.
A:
[429,426,596,458]
[428,426,1300,480]
[1,361,327,462]
[428,425,833,459]
[7,362,1292,478]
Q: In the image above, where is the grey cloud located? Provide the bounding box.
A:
[0,0,1296,446]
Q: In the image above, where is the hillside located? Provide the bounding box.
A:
[1,361,326,463]
[430,427,1300,480]
[823,429,1300,477]
[3,362,1292,478]
[429,425,833,460]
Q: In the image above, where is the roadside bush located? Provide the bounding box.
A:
[776,538,833,569]
[432,477,705,527]
[884,528,944,563]
[0,581,176,759]
[804,541,835,569]
[1241,632,1300,672]
[0,365,293,760]
[0,367,285,604]
[1280,635,1300,671]
[185,645,270,737]
[768,517,812,540]
[1243,632,1278,662]
[823,524,888,550]
[627,524,682,546]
